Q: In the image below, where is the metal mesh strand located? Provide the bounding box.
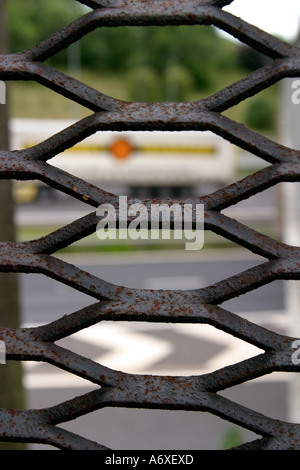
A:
[0,0,300,450]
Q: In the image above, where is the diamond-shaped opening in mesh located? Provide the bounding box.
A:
[221,76,300,152]
[23,360,99,407]
[15,188,92,241]
[58,24,268,104]
[56,321,264,377]
[58,406,260,450]
[225,148,268,179]
[45,127,239,200]
[15,199,244,253]
[19,273,95,326]
[221,185,281,241]
[221,83,279,137]
[10,81,89,123]
[18,190,268,256]
[219,372,291,422]
[15,181,92,223]
[15,204,238,253]
[222,279,286,331]
[18,196,279,257]
[52,66,131,103]
[65,245,264,289]
[222,182,300,246]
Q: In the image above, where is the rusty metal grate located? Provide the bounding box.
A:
[1,0,300,450]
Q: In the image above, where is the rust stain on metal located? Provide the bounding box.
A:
[0,0,300,451]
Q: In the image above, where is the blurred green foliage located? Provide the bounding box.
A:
[7,0,82,55]
[7,0,237,93]
[244,89,278,130]
[7,0,278,129]
[219,426,244,449]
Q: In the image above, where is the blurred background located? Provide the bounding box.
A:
[1,0,300,450]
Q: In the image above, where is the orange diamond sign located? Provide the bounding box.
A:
[109,138,133,159]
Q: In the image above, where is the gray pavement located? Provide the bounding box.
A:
[13,182,295,450]
[20,250,285,325]
[18,249,291,450]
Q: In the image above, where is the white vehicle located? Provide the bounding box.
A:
[9,118,238,202]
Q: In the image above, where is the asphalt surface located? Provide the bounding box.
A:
[18,249,291,450]
[11,184,297,450]
[20,252,285,324]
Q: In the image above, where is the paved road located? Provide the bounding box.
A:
[18,249,293,450]
[14,183,281,227]
[9,117,300,450]
[20,250,285,324]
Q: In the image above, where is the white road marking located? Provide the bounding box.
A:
[22,312,290,389]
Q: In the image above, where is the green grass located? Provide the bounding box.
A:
[17,223,276,255]
[8,70,130,120]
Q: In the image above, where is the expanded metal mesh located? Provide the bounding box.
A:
[1,0,300,450]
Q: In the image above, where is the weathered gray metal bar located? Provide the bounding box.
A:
[0,0,299,450]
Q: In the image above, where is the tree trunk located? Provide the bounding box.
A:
[0,0,26,450]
